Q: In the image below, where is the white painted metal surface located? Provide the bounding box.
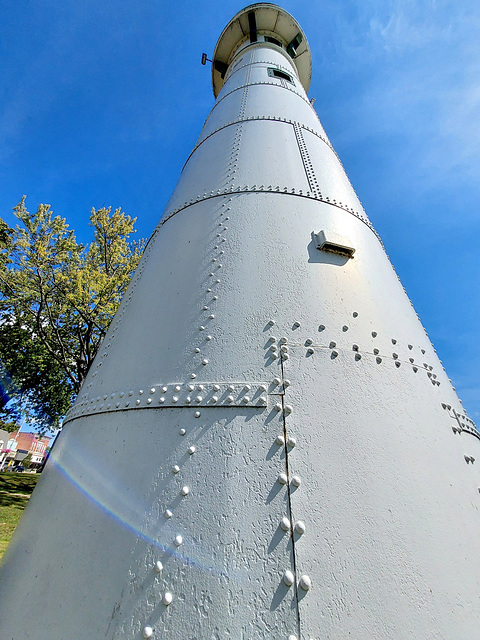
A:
[1,4,479,638]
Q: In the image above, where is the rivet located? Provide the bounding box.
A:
[280,345,288,353]
[194,411,201,418]
[179,428,186,435]
[319,324,325,331]
[196,395,203,403]
[259,384,267,391]
[173,465,180,474]
[147,398,152,404]
[188,446,196,454]
[119,392,125,398]
[305,338,313,345]
[291,475,301,487]
[115,402,120,408]
[187,384,194,391]
[143,626,153,638]
[294,520,306,534]
[202,359,209,365]
[128,391,133,397]
[283,570,295,586]
[288,636,298,640]
[372,331,377,338]
[274,403,282,412]
[139,389,144,395]
[165,509,173,518]
[172,396,179,403]
[213,384,220,391]
[226,395,234,403]
[174,385,181,392]
[280,516,291,531]
[278,473,288,485]
[307,347,314,355]
[353,311,358,317]
[273,378,281,385]
[162,592,173,606]
[207,288,212,292]
[181,486,190,496]
[228,384,235,391]
[373,348,379,355]
[209,314,215,319]
[213,295,218,300]
[199,326,205,331]
[276,435,285,445]
[293,321,300,328]
[154,560,163,573]
[191,373,197,379]
[343,325,348,331]
[284,405,293,415]
[279,337,288,344]
[159,397,165,403]
[195,347,201,353]
[150,387,155,394]
[299,574,312,591]
[329,341,336,348]
[206,335,213,341]
[287,436,296,448]
[162,386,168,393]
[174,535,183,546]
[267,320,276,326]
[136,399,141,405]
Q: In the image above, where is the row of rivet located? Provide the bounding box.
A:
[442,403,479,441]
[188,115,334,173]
[293,122,321,199]
[155,187,379,247]
[142,420,202,636]
[64,382,271,424]
[204,77,314,129]
[272,392,313,615]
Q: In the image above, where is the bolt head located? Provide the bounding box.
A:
[276,435,285,446]
[283,570,294,586]
[291,475,301,487]
[299,574,312,591]
[278,473,288,485]
[294,520,306,534]
[287,437,296,448]
[280,516,291,531]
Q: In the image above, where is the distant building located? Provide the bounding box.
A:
[4,431,51,470]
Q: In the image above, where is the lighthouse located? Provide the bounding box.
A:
[1,3,479,638]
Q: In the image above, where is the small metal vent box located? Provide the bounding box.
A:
[314,230,355,258]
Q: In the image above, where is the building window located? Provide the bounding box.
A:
[267,67,294,84]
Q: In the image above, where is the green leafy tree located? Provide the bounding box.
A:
[0,198,145,430]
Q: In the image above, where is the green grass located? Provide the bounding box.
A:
[0,473,39,559]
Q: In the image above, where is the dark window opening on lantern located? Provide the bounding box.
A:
[267,68,294,84]
[264,36,282,47]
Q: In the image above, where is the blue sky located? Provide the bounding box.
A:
[1,0,479,421]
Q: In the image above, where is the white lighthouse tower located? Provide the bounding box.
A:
[1,4,479,638]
